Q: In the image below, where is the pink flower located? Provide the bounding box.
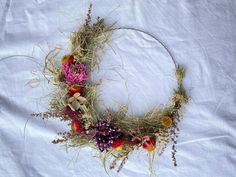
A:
[62,62,88,85]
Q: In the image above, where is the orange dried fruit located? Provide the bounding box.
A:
[161,116,173,127]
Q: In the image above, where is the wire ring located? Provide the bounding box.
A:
[107,27,177,69]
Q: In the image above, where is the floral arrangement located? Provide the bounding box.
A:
[32,4,189,175]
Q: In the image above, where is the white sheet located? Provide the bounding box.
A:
[0,0,236,177]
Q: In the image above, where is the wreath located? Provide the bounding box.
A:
[32,4,189,174]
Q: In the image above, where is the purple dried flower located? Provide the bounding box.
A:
[94,120,121,152]
[62,62,88,85]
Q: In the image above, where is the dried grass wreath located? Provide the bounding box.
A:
[32,4,189,175]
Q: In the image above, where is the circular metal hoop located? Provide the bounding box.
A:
[108,27,177,69]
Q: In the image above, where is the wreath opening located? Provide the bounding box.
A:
[32,4,189,174]
[93,29,178,117]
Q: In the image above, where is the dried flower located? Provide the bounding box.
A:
[142,136,156,151]
[71,119,83,133]
[67,93,87,111]
[60,106,82,120]
[161,116,173,127]
[68,85,84,95]
[94,120,121,152]
[62,62,88,85]
[131,136,142,145]
[61,55,74,65]
[111,139,126,150]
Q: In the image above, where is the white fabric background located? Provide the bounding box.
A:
[0,0,236,177]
